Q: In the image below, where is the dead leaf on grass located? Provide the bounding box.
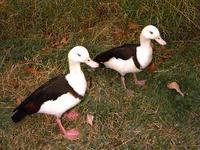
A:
[113,30,125,40]
[86,114,94,126]
[51,36,69,48]
[51,41,60,48]
[167,82,184,97]
[146,63,158,73]
[25,67,40,76]
[41,47,50,51]
[15,98,21,106]
[60,36,69,45]
[11,79,19,88]
[128,22,141,30]
[56,44,64,49]
[157,50,174,64]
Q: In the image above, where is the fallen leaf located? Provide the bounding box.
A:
[51,41,60,48]
[113,30,124,40]
[15,98,21,105]
[51,36,69,48]
[65,128,80,140]
[86,114,94,126]
[157,50,174,64]
[11,79,19,88]
[167,82,184,97]
[56,44,64,49]
[60,36,68,45]
[25,67,40,76]
[146,63,158,73]
[128,22,141,30]
[64,111,80,121]
[41,47,50,51]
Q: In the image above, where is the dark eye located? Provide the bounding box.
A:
[87,59,90,61]
[149,31,153,34]
[77,53,81,57]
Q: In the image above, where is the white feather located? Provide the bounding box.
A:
[65,73,87,96]
[104,57,141,76]
[137,46,153,69]
[38,93,81,118]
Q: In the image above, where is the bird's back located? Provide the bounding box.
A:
[94,44,139,63]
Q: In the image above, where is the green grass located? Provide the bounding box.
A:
[0,0,200,149]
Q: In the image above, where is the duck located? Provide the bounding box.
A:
[11,46,99,138]
[94,25,166,89]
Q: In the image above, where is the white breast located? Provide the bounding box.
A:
[137,46,153,69]
[38,93,81,118]
[65,73,87,96]
[104,57,141,76]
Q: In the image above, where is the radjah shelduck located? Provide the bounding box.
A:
[11,46,99,138]
[94,25,167,89]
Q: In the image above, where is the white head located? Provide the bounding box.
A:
[68,46,99,68]
[141,25,167,45]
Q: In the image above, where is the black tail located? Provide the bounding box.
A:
[12,110,27,123]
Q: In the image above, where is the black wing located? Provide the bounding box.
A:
[94,44,139,63]
[13,75,83,115]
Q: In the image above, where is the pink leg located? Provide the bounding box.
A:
[56,118,67,136]
[133,73,146,86]
[121,76,127,89]
[55,118,80,140]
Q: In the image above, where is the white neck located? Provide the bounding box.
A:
[69,59,82,74]
[136,34,153,69]
[66,59,87,96]
[140,34,151,48]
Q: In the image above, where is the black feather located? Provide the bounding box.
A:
[12,109,27,123]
